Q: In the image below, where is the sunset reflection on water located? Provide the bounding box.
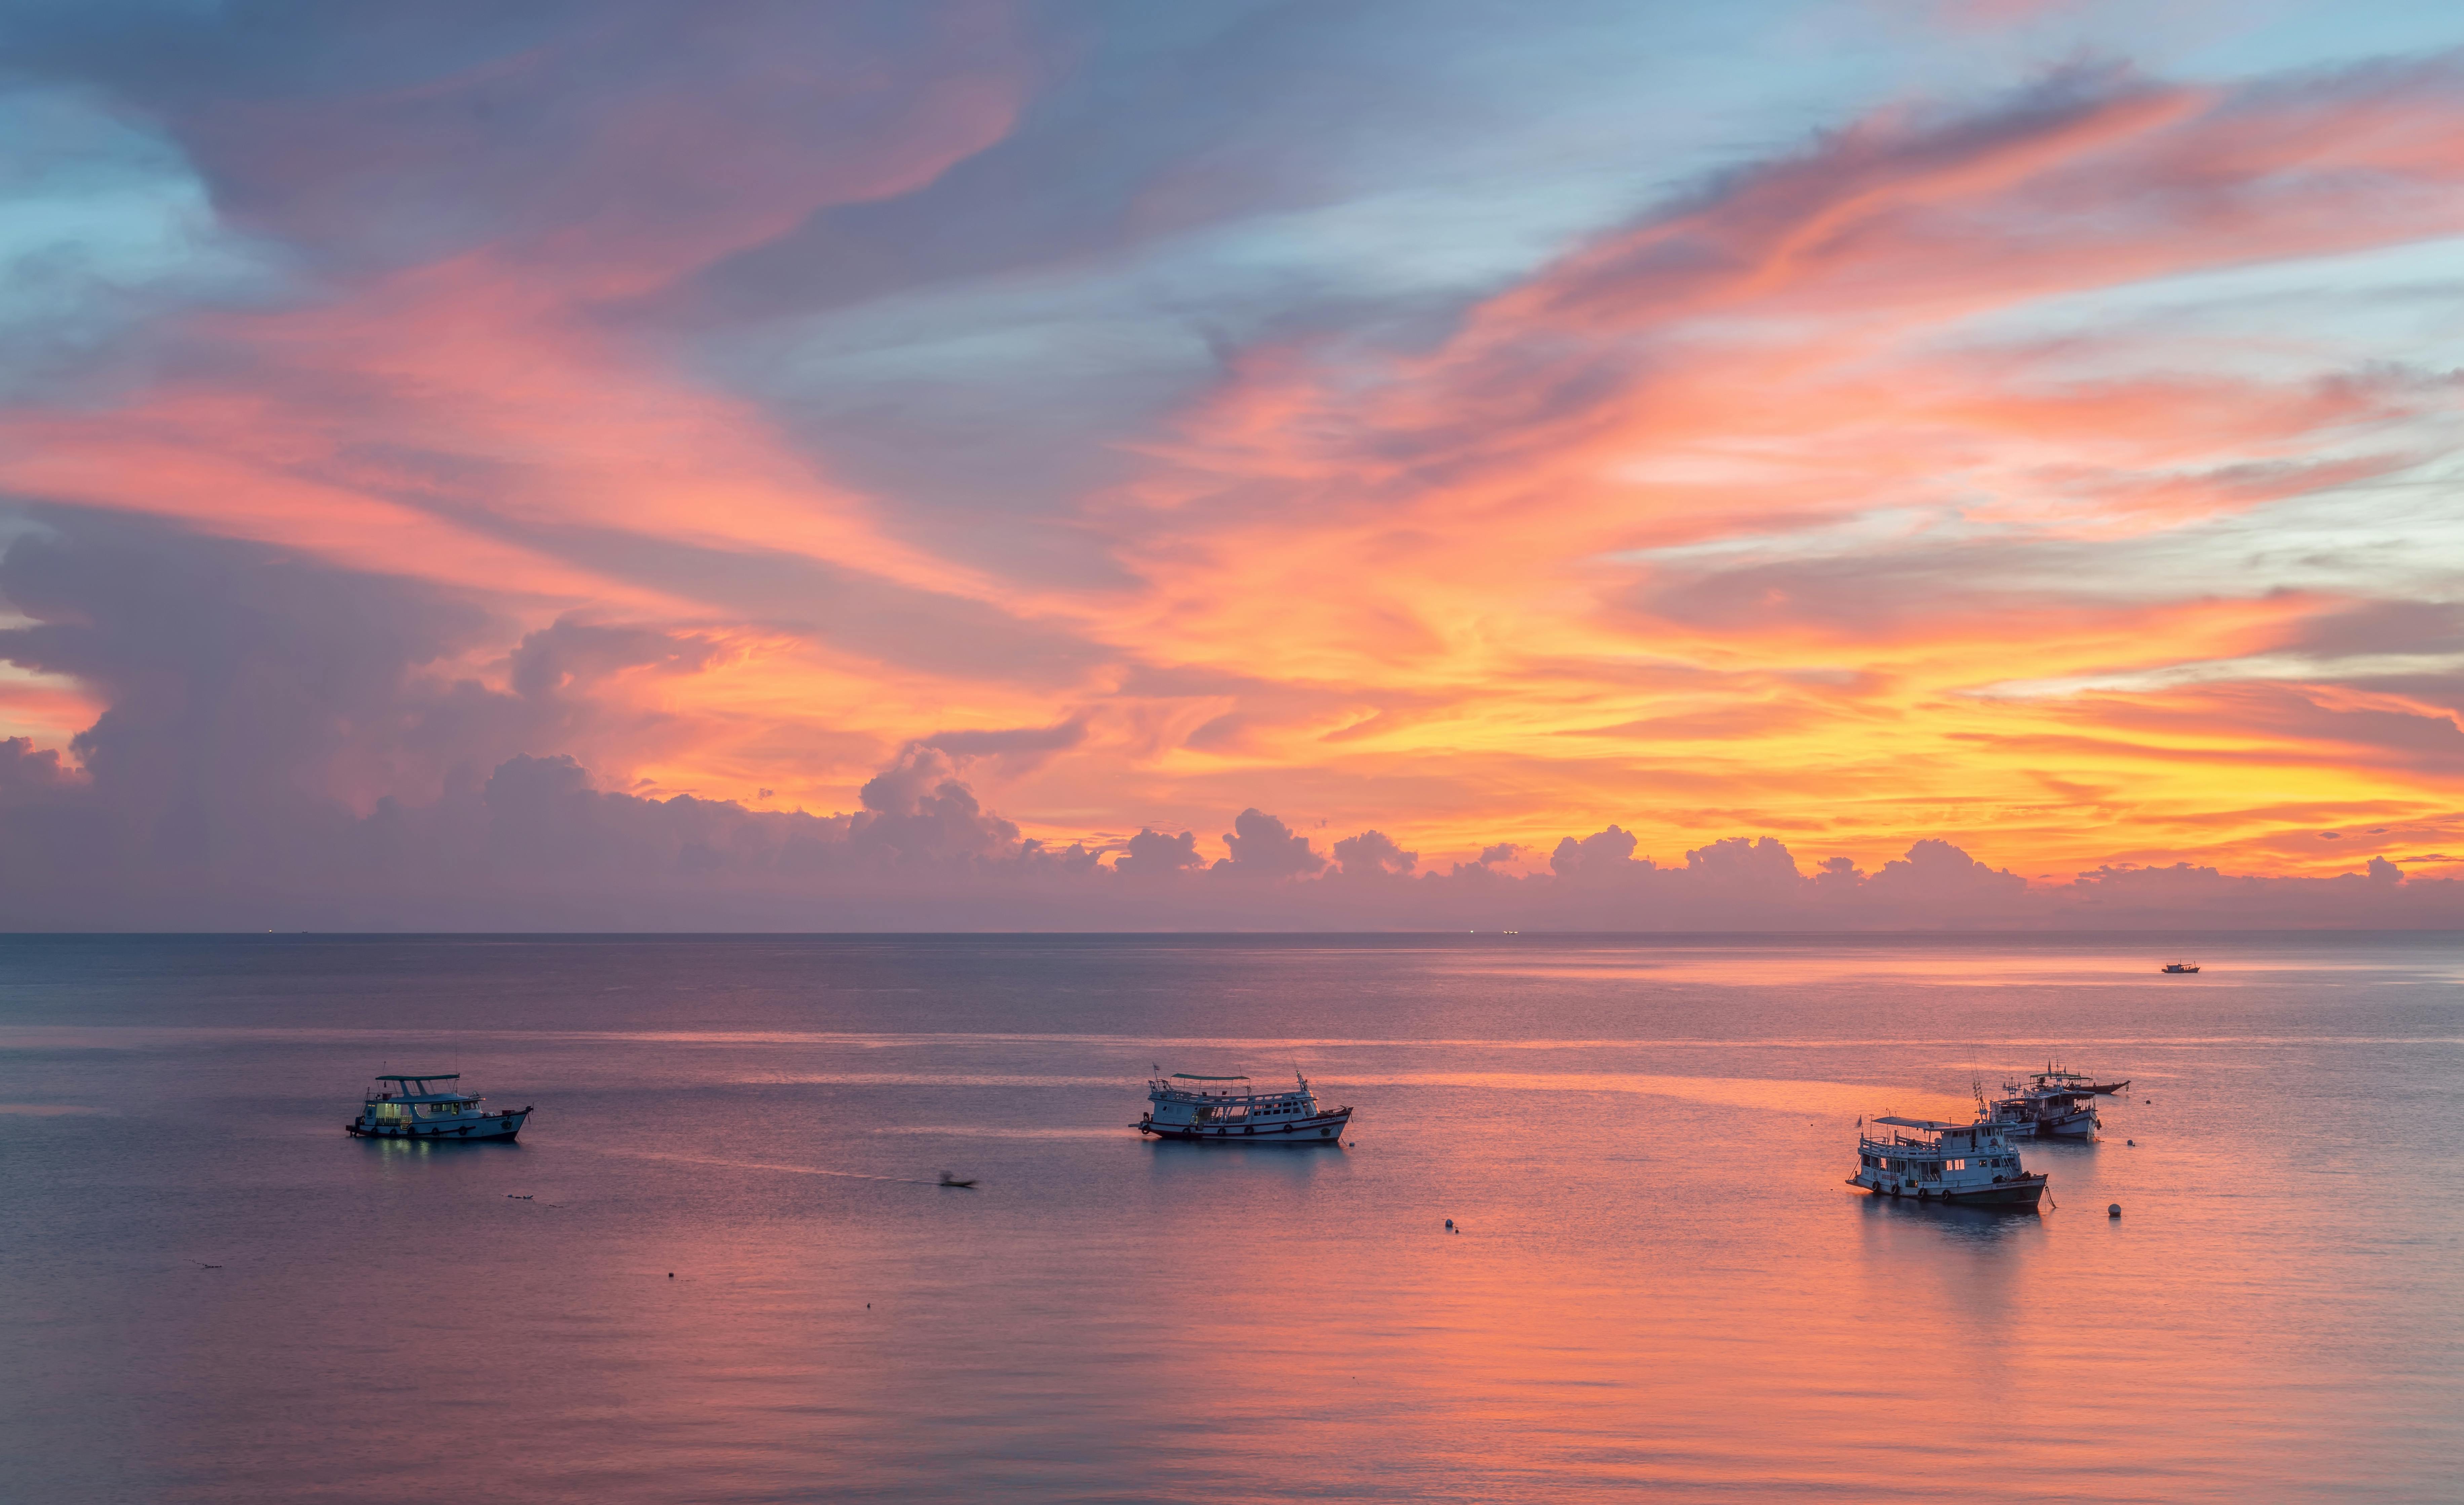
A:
[1,934,2455,1501]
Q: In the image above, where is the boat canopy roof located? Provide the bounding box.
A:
[1172,1074,1248,1081]
[1872,1116,1966,1130]
[368,1072,475,1103]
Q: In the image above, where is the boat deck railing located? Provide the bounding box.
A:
[1857,1132,1996,1153]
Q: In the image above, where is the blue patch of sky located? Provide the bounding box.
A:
[0,85,286,402]
[1936,237,2464,382]
[691,1,1925,546]
[693,2,2464,546]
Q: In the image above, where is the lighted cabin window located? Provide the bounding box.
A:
[1945,1158,1965,1171]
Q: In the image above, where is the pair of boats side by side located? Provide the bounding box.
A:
[333,1067,1358,1147]
[1848,1064,2133,1210]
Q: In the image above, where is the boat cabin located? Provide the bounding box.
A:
[1147,1073,1313,1123]
[362,1074,482,1124]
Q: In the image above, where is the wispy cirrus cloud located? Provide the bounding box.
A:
[1069,52,2464,877]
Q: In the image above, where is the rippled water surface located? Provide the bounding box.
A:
[3,934,2459,1501]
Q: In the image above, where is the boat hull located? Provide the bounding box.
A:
[1990,1103,2100,1139]
[1940,1176,2047,1207]
[1137,1108,1351,1143]
[1847,1173,2046,1209]
[2033,1108,2099,1138]
[347,1109,530,1142]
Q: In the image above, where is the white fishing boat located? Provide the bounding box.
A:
[1134,1070,1351,1142]
[1848,1114,2046,1208]
[1989,1071,2101,1139]
[345,1073,532,1141]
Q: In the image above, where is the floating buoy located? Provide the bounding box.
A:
[2126,1139,2136,1146]
[667,1272,674,1278]
[1443,1218,1454,1231]
[2108,1203,2122,1218]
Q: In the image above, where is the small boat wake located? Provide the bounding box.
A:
[582,1146,975,1190]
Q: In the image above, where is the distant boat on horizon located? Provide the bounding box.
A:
[2161,961,2201,973]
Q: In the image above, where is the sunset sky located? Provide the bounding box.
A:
[4,1,2463,926]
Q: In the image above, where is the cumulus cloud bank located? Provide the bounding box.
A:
[2,514,2455,930]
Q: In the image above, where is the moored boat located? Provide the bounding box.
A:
[1135,1070,1351,1143]
[2033,1065,2130,1096]
[1989,1074,2101,1139]
[1848,1114,2046,1207]
[346,1073,532,1141]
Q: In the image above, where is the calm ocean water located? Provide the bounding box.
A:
[2,933,2458,1502]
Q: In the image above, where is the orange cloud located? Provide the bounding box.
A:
[1041,58,2464,872]
[7,39,2463,896]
